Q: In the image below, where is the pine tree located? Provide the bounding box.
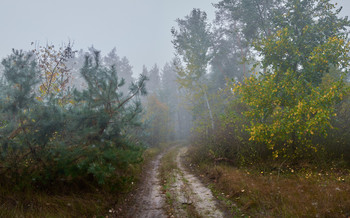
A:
[0,48,148,188]
[148,64,161,94]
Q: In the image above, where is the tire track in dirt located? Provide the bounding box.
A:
[165,146,224,217]
[126,153,167,218]
[175,147,224,218]
[126,147,224,218]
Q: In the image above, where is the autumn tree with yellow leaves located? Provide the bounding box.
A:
[235,0,350,159]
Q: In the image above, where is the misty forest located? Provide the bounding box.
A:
[1,0,350,217]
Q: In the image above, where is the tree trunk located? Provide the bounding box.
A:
[202,88,214,130]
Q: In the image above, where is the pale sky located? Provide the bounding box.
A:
[0,0,349,75]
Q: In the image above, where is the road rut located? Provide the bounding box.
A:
[126,146,224,217]
[126,153,166,218]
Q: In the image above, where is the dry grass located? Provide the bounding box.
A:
[191,161,350,217]
[0,191,113,218]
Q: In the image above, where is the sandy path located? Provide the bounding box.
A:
[126,153,166,218]
[175,147,224,218]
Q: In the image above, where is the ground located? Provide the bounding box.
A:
[120,145,226,218]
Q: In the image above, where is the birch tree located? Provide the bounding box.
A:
[171,9,215,130]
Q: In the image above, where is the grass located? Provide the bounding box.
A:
[158,146,179,211]
[0,189,113,217]
[186,147,350,217]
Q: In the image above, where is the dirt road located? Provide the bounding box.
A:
[170,147,224,217]
[126,153,167,218]
[126,146,224,218]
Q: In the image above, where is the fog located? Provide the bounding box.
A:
[1,0,349,74]
[0,0,217,75]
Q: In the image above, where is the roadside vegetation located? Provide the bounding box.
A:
[0,45,157,217]
[187,150,350,217]
[171,0,350,217]
[0,39,179,216]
